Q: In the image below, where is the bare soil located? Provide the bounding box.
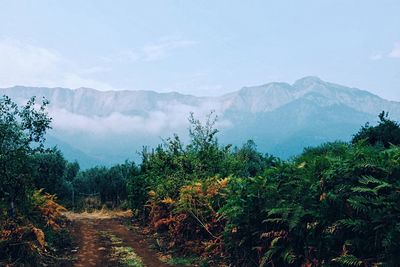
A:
[67,211,181,267]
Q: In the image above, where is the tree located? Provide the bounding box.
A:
[187,111,228,178]
[352,111,400,148]
[0,96,51,217]
[64,161,80,182]
[62,161,80,207]
[231,140,276,177]
[72,162,137,209]
[31,149,67,196]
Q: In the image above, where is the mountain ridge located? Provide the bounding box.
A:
[1,77,398,167]
[2,76,390,105]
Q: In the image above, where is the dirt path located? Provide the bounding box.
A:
[70,218,105,267]
[67,211,176,267]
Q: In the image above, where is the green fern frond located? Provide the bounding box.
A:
[352,186,377,194]
[359,175,383,185]
[282,248,296,264]
[347,197,369,213]
[332,254,363,266]
[337,219,366,233]
[260,247,279,266]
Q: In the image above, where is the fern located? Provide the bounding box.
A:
[332,254,363,266]
[260,247,278,267]
[282,248,296,264]
[337,219,366,233]
[347,197,369,213]
[358,175,384,185]
[352,186,377,194]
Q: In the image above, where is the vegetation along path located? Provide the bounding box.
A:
[67,211,182,267]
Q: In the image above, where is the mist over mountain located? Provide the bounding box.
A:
[1,76,399,168]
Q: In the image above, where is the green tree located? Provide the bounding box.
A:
[31,149,67,196]
[73,162,137,209]
[0,95,51,217]
[64,161,80,182]
[187,111,227,177]
[352,111,400,148]
[62,161,80,207]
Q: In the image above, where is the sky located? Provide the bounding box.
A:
[0,0,399,100]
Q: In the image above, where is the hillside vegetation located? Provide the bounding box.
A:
[1,94,400,266]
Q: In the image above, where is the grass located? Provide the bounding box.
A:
[99,231,123,245]
[99,231,144,267]
[112,246,144,267]
[167,256,199,266]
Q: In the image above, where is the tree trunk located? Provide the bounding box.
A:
[72,186,75,210]
[9,200,15,218]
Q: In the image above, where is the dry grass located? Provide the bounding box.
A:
[64,208,132,220]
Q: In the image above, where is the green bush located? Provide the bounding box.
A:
[221,143,400,266]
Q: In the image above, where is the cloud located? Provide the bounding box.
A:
[101,50,140,63]
[142,39,196,61]
[370,52,383,60]
[0,38,115,90]
[104,38,196,63]
[370,42,400,61]
[389,42,400,58]
[50,108,168,136]
[48,100,231,137]
[0,39,60,85]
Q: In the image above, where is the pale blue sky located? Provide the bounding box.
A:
[0,0,399,100]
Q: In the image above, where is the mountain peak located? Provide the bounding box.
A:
[293,76,324,88]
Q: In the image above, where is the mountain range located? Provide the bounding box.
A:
[1,76,399,168]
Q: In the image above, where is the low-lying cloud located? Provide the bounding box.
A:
[49,101,232,138]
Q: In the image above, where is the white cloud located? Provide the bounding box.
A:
[50,108,168,135]
[101,50,140,63]
[370,42,400,61]
[104,38,196,63]
[0,39,60,86]
[0,38,115,90]
[48,99,231,137]
[142,39,196,61]
[389,42,400,58]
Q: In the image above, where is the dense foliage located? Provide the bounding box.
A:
[0,96,72,265]
[0,95,138,265]
[127,113,274,216]
[73,162,138,210]
[127,112,400,266]
[0,96,51,217]
[352,111,400,147]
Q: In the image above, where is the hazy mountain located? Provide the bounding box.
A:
[1,76,399,168]
[45,135,107,169]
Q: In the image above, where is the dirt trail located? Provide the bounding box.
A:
[67,211,174,267]
[70,218,104,267]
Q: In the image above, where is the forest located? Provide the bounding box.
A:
[1,95,400,266]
